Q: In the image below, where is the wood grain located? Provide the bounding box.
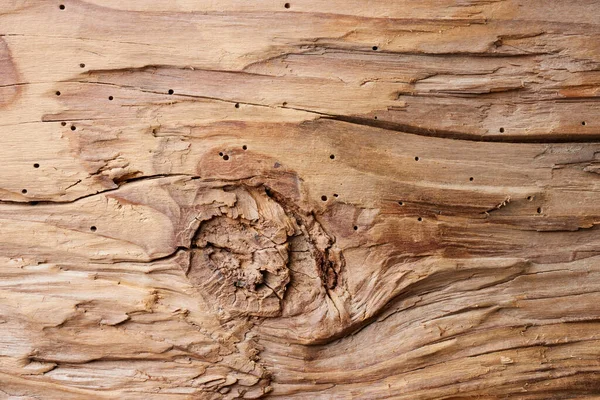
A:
[1,1,600,398]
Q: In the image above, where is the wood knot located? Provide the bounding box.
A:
[184,185,338,319]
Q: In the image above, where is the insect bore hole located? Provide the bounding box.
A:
[90,226,97,232]
[321,195,328,201]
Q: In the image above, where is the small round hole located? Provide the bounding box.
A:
[582,121,587,126]
[414,156,419,161]
[499,127,505,133]
[374,116,378,120]
[527,196,533,201]
[321,195,328,201]
[417,217,423,222]
[353,226,358,230]
[284,3,290,8]
[372,46,378,51]
[469,177,474,181]
[333,193,339,198]
[537,207,542,214]
[79,63,85,68]
[33,163,40,168]
[168,89,174,95]
[235,103,240,108]
[21,189,27,194]
[59,4,65,10]
[219,152,223,156]
[90,226,97,232]
[223,155,229,161]
[108,96,114,101]
[330,154,335,160]
[70,125,76,131]
[55,91,61,96]
[398,201,404,206]
[282,101,288,107]
[61,122,67,126]
[242,145,247,150]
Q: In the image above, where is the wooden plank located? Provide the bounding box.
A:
[1,1,600,398]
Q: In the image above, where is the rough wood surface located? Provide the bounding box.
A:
[2,1,600,399]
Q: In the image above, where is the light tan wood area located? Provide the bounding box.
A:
[1,1,600,398]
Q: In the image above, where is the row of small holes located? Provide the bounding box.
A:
[52,4,590,137]
[331,146,548,223]
[45,10,544,225]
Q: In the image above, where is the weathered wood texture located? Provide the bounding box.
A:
[2,1,600,398]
